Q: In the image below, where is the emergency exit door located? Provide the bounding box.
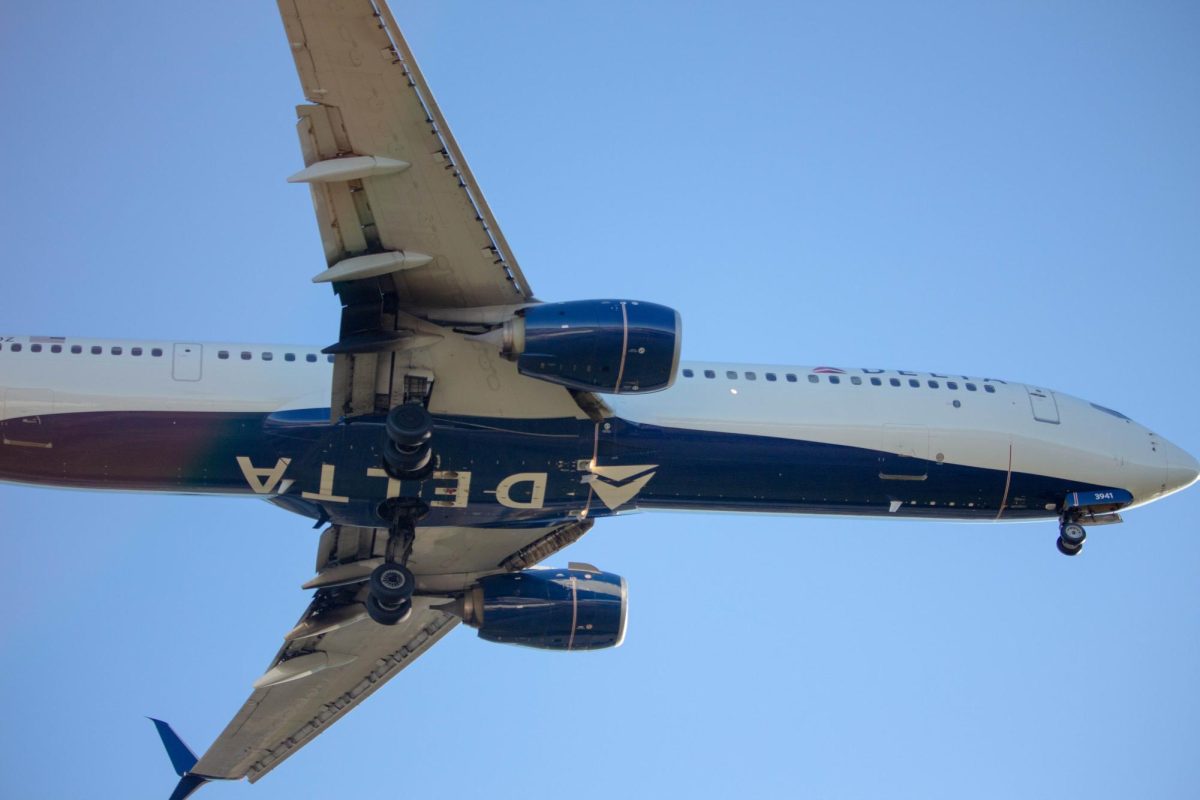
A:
[1026,386,1060,424]
[172,343,203,381]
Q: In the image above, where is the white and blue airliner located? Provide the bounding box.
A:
[1,2,1195,797]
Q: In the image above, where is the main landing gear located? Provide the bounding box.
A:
[1056,520,1087,557]
[367,404,435,625]
[366,497,429,625]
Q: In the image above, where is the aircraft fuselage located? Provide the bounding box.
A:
[1,336,1195,531]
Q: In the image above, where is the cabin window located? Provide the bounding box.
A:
[870,377,881,386]
[51,345,63,354]
[745,372,757,381]
[928,380,939,389]
[966,382,978,391]
[947,381,958,390]
[131,347,143,357]
[984,384,996,393]
[808,374,819,384]
[11,343,21,352]
[725,370,737,380]
[850,376,862,385]
[111,346,122,355]
[326,355,335,363]
[786,374,797,382]
[285,353,296,362]
[71,345,82,354]
[889,378,901,387]
[152,348,163,357]
[218,351,230,360]
[262,352,273,361]
[908,378,920,388]
[306,354,318,363]
[829,375,841,384]
[31,344,42,353]
[91,346,102,355]
[765,373,777,382]
[682,368,693,377]
[241,351,252,361]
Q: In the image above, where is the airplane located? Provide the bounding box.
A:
[1,3,1196,798]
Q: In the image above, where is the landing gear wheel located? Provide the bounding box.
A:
[386,404,432,446]
[366,593,413,626]
[382,403,435,480]
[1056,536,1083,557]
[383,439,434,481]
[1060,522,1086,547]
[370,561,415,605]
[1056,521,1086,557]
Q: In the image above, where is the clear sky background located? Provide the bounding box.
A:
[1,2,1198,798]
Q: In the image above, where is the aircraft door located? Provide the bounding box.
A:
[172,343,203,381]
[1026,386,1060,424]
[1,388,55,448]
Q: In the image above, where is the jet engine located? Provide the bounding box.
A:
[458,566,628,651]
[500,300,681,394]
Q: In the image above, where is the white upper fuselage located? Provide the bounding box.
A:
[0,335,1196,510]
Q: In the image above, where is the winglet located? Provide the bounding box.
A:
[148,718,211,800]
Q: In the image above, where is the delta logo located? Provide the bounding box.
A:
[812,366,845,374]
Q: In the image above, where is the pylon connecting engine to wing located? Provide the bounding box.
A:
[453,565,628,651]
[499,299,681,394]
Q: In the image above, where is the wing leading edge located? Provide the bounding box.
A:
[279,0,532,309]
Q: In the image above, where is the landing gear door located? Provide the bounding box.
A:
[172,343,203,382]
[1026,386,1060,424]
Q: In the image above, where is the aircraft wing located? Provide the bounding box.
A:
[187,520,590,784]
[279,0,531,309]
[168,3,603,792]
[192,597,457,782]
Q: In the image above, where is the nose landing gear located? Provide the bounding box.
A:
[1056,521,1087,557]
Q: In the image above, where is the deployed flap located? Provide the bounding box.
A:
[279,0,531,308]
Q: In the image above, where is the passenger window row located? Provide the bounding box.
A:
[0,342,335,365]
[0,342,164,357]
[680,368,997,393]
[217,350,333,363]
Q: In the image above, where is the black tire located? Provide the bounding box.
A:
[1060,522,1087,547]
[366,593,412,625]
[386,404,432,446]
[1056,536,1083,557]
[383,439,433,480]
[370,561,415,604]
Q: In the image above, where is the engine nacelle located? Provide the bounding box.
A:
[460,566,628,651]
[501,300,681,394]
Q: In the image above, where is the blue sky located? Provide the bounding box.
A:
[1,1,1199,798]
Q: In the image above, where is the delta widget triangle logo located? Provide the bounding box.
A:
[586,463,658,510]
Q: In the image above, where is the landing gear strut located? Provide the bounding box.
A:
[364,495,429,626]
[1056,520,1087,557]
